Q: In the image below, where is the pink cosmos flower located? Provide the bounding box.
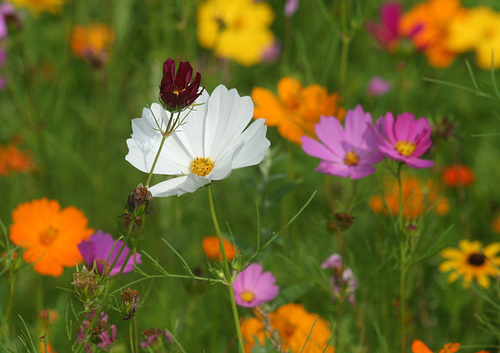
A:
[78,230,141,276]
[367,76,392,96]
[366,1,402,51]
[321,253,342,269]
[371,112,434,169]
[301,105,384,180]
[233,263,279,308]
[321,254,357,304]
[284,0,298,17]
[77,311,117,352]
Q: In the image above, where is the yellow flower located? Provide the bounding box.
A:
[399,0,464,68]
[241,303,335,353]
[251,77,345,145]
[447,7,500,69]
[197,0,275,66]
[9,198,93,277]
[439,239,500,288]
[7,0,65,14]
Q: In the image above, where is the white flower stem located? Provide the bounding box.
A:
[207,185,245,353]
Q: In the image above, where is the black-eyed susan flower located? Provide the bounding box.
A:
[439,239,500,288]
[126,85,270,197]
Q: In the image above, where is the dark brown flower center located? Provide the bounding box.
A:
[467,253,485,266]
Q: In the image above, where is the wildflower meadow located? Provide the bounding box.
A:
[2,0,500,352]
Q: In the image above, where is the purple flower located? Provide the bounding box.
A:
[78,230,141,276]
[140,328,173,348]
[233,263,279,308]
[371,112,434,169]
[366,1,402,51]
[261,40,281,62]
[159,58,203,112]
[367,76,392,96]
[77,311,117,352]
[301,105,384,180]
[0,3,15,41]
[322,254,357,304]
[284,0,299,17]
[321,253,342,269]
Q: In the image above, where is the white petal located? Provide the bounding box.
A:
[231,119,270,169]
[149,174,212,197]
[211,143,244,180]
[204,85,254,161]
[149,176,189,197]
[175,91,210,157]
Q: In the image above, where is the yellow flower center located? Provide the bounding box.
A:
[344,151,359,166]
[467,253,485,266]
[39,226,59,246]
[190,157,214,177]
[395,141,417,157]
[241,291,255,303]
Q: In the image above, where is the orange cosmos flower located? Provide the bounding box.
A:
[241,303,335,353]
[442,164,475,187]
[412,340,460,353]
[9,198,93,276]
[399,0,464,68]
[492,213,500,234]
[202,236,236,261]
[70,24,115,66]
[251,77,345,145]
[369,176,449,220]
[0,137,33,176]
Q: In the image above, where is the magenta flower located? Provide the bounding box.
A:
[159,58,203,112]
[77,311,117,352]
[0,3,16,41]
[233,263,279,308]
[321,254,358,304]
[321,253,342,269]
[366,1,402,51]
[301,105,384,180]
[371,112,434,169]
[78,230,141,276]
[284,0,298,17]
[367,76,392,96]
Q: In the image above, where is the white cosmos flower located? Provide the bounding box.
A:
[126,84,270,197]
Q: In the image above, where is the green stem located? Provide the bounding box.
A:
[129,319,136,353]
[395,163,406,353]
[338,0,351,93]
[0,274,16,342]
[145,110,179,187]
[207,186,245,353]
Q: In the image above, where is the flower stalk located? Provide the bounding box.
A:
[207,185,245,353]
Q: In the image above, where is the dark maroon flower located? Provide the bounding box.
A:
[159,58,203,112]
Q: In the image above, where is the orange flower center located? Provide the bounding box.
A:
[344,151,359,166]
[39,226,59,246]
[190,157,214,177]
[241,291,255,303]
[395,141,416,157]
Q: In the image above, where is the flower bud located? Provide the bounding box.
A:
[71,266,103,303]
[120,288,139,320]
